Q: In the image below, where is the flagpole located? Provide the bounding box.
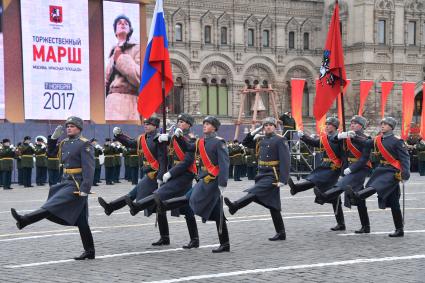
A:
[161,60,167,132]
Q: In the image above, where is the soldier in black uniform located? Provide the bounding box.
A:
[288,117,346,231]
[225,117,290,241]
[154,116,230,253]
[15,142,23,186]
[1,139,16,190]
[349,117,410,237]
[315,116,372,233]
[35,137,48,186]
[11,116,96,259]
[91,139,103,186]
[103,138,115,185]
[47,135,61,187]
[112,139,123,183]
[123,146,131,181]
[20,136,35,188]
[127,145,139,185]
[98,117,167,246]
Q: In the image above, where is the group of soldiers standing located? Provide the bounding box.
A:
[8,111,413,260]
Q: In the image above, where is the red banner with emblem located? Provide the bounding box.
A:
[358,80,374,115]
[401,82,416,140]
[380,81,394,119]
[291,79,305,131]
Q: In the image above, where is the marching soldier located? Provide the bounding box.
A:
[225,117,290,241]
[288,117,346,231]
[91,139,103,186]
[35,136,48,186]
[15,142,23,186]
[230,140,244,181]
[103,138,115,185]
[1,139,16,190]
[11,116,96,260]
[315,116,372,233]
[20,136,35,188]
[128,145,139,185]
[112,140,123,183]
[47,135,61,187]
[127,113,199,248]
[154,116,230,253]
[349,117,410,237]
[98,117,168,246]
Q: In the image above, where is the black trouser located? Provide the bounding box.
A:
[157,213,169,238]
[93,167,101,184]
[419,161,425,176]
[233,165,242,180]
[22,167,32,187]
[357,199,370,227]
[36,166,47,185]
[247,166,256,180]
[114,166,120,182]
[332,197,345,225]
[18,168,23,185]
[130,167,139,185]
[48,169,60,187]
[270,209,285,234]
[2,170,12,188]
[105,167,114,184]
[229,165,234,178]
[0,170,3,186]
[215,215,229,245]
[391,207,404,230]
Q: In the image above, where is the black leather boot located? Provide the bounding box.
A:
[98,195,127,216]
[224,193,255,215]
[212,217,230,253]
[11,208,49,230]
[183,215,199,249]
[269,209,286,241]
[74,223,95,260]
[152,213,170,246]
[160,196,189,213]
[330,198,346,231]
[288,178,314,196]
[354,187,377,200]
[355,201,370,234]
[126,195,157,216]
[74,250,95,260]
[323,186,345,202]
[389,208,404,237]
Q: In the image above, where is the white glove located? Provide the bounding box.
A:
[158,134,169,143]
[162,172,172,183]
[338,131,356,139]
[297,130,304,138]
[157,179,163,187]
[41,144,46,149]
[219,186,226,195]
[95,144,102,149]
[343,168,351,175]
[347,131,356,138]
[29,143,35,148]
[253,134,264,141]
[251,125,263,136]
[113,127,122,136]
[276,182,285,188]
[51,125,64,140]
[174,128,184,137]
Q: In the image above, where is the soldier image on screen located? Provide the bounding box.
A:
[98,117,169,246]
[315,115,373,234]
[348,117,410,237]
[1,139,16,190]
[11,116,96,260]
[288,117,346,231]
[35,136,48,186]
[225,117,290,241]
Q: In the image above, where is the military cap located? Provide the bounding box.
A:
[203,116,221,130]
[65,116,83,130]
[2,138,10,143]
[105,138,111,142]
[23,136,31,141]
[351,115,367,128]
[262,117,277,127]
[177,113,194,126]
[326,117,340,129]
[143,117,160,127]
[36,137,44,142]
[90,138,98,143]
[381,117,397,129]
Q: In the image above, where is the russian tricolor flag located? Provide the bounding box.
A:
[138,0,173,118]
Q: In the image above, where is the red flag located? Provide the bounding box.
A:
[314,1,346,122]
[401,82,416,140]
[291,79,305,131]
[337,79,351,132]
[380,81,394,119]
[421,82,425,139]
[358,80,374,115]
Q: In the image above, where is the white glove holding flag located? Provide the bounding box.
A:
[113,127,122,136]
[158,134,169,143]
[174,128,184,137]
[338,131,356,139]
[162,172,172,183]
[297,130,304,138]
[344,168,351,175]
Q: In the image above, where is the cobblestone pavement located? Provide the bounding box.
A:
[0,174,424,282]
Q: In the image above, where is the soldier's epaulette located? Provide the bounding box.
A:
[79,136,89,142]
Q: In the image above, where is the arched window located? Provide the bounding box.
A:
[303,32,309,50]
[204,25,211,44]
[288,31,295,49]
[221,27,228,45]
[248,28,255,46]
[262,30,270,47]
[175,23,182,42]
[200,78,228,116]
[165,77,184,114]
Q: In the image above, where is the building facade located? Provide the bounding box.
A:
[146,0,425,128]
